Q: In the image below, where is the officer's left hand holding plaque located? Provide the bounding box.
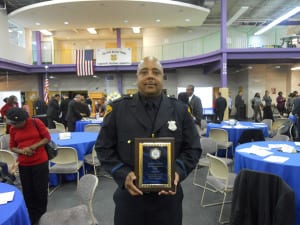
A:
[134,137,175,192]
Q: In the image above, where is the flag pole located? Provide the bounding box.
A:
[44,65,49,104]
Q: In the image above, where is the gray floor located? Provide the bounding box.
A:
[47,167,232,225]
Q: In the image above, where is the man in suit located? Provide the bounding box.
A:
[186,84,203,127]
[215,92,227,122]
[60,94,71,128]
[95,56,201,225]
[46,94,60,129]
[235,90,245,120]
[65,94,90,131]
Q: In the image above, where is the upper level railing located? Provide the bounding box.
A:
[33,27,299,65]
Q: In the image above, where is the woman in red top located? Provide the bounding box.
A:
[0,95,19,134]
[7,107,50,225]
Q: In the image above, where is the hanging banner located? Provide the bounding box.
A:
[96,48,132,66]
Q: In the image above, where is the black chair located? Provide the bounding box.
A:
[238,129,265,144]
[230,169,295,225]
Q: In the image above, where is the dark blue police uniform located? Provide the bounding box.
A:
[95,93,201,225]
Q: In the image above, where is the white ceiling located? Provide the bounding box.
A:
[6,0,300,40]
[8,0,209,40]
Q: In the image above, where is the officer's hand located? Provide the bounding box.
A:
[158,172,179,196]
[124,172,143,196]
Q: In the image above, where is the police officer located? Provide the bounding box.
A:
[95,56,201,225]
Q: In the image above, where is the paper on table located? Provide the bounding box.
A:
[237,145,273,157]
[0,191,15,205]
[294,142,300,146]
[221,125,232,128]
[264,155,289,163]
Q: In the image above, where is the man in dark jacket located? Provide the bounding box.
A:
[65,94,90,131]
[60,94,71,128]
[46,94,60,129]
[95,56,201,225]
[215,92,227,122]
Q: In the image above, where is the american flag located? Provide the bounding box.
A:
[76,49,94,76]
[44,75,49,104]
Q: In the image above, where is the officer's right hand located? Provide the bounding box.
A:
[124,172,143,196]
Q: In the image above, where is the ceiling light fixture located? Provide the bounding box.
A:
[87,28,97,34]
[64,21,69,25]
[255,7,300,35]
[227,6,249,26]
[291,66,300,71]
[156,19,161,23]
[132,27,141,34]
[35,22,40,26]
[40,29,52,36]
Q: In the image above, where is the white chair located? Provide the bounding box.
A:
[201,153,236,224]
[209,128,233,158]
[262,118,273,134]
[84,146,100,176]
[199,120,207,136]
[0,149,16,169]
[193,138,233,190]
[39,174,99,225]
[48,128,62,134]
[265,134,290,141]
[54,121,66,132]
[49,147,84,195]
[0,134,10,149]
[84,124,101,133]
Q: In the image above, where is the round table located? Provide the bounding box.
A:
[49,132,99,186]
[206,121,268,148]
[235,141,300,225]
[0,183,31,225]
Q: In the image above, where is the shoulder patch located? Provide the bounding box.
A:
[104,104,113,117]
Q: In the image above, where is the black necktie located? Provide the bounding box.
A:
[146,102,156,122]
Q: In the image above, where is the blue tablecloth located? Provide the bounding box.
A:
[0,183,31,225]
[206,121,268,149]
[75,119,103,132]
[235,141,300,225]
[49,132,98,186]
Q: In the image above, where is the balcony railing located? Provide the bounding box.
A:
[33,28,298,65]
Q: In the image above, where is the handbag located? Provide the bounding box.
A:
[44,140,58,160]
[32,119,58,160]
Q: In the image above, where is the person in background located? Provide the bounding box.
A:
[0,97,8,122]
[6,107,50,225]
[60,94,71,128]
[276,91,286,116]
[66,94,90,131]
[46,94,60,129]
[262,90,274,121]
[33,97,48,115]
[228,93,232,118]
[85,95,92,113]
[95,96,107,117]
[95,56,201,225]
[22,100,30,115]
[0,95,19,134]
[215,92,227,122]
[186,84,203,128]
[286,92,296,115]
[235,91,245,121]
[292,92,300,141]
[252,92,263,122]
